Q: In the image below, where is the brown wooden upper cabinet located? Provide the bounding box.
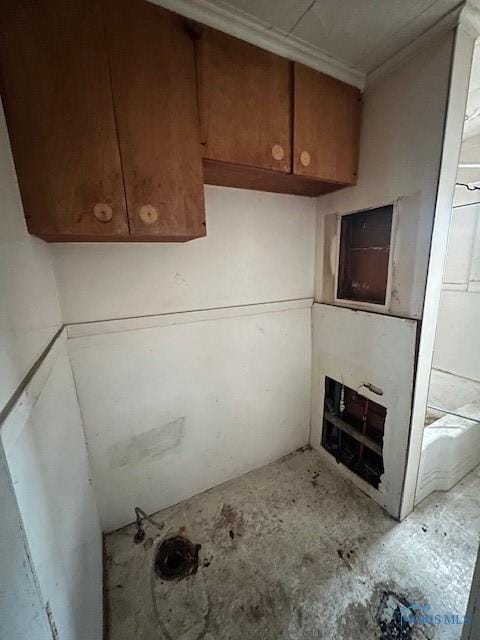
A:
[0,0,129,240]
[294,63,361,186]
[196,29,361,196]
[104,0,205,241]
[0,1,361,241]
[0,0,205,242]
[195,27,292,174]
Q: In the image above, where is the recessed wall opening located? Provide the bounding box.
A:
[322,376,386,488]
[337,204,393,305]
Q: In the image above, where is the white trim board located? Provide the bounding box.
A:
[401,27,475,520]
[1,330,67,452]
[147,0,365,89]
[66,298,313,339]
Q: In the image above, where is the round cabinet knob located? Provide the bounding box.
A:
[271,144,284,161]
[300,151,311,167]
[93,203,113,223]
[139,204,158,225]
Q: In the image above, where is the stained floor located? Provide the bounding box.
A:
[105,448,480,640]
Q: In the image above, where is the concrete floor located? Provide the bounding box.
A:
[105,448,480,640]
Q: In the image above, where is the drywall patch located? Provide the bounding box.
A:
[110,417,186,469]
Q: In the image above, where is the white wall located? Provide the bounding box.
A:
[1,334,103,640]
[315,32,454,320]
[0,103,62,412]
[53,185,316,323]
[68,301,312,532]
[311,32,458,518]
[428,369,480,412]
[0,442,52,640]
[0,98,103,640]
[441,202,480,288]
[434,291,480,382]
[432,203,480,383]
[0,97,63,639]
[454,135,480,207]
[53,182,316,531]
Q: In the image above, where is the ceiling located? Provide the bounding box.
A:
[154,0,467,87]
[203,0,462,74]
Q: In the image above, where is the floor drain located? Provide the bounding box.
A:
[154,536,201,581]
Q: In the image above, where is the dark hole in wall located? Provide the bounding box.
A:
[322,377,385,488]
[337,204,393,305]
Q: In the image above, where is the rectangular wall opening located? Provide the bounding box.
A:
[322,376,385,488]
[337,204,393,305]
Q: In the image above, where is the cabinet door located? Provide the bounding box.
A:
[294,64,361,185]
[0,0,128,240]
[196,28,292,173]
[104,0,205,241]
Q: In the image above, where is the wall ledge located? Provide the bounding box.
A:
[66,298,314,339]
[0,326,65,429]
